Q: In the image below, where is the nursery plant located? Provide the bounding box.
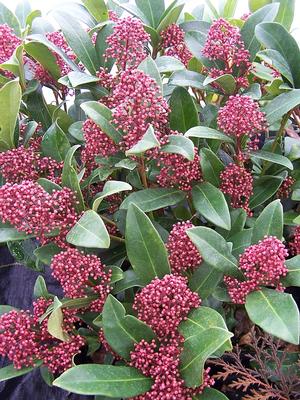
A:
[0,0,299,398]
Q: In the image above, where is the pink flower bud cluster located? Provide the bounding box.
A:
[224,236,288,304]
[0,144,62,184]
[111,69,169,150]
[34,31,76,90]
[0,181,78,247]
[0,300,85,373]
[167,221,202,274]
[202,18,251,88]
[133,274,200,339]
[105,17,150,70]
[160,23,192,66]
[50,248,111,312]
[156,146,202,191]
[129,338,214,400]
[0,24,21,77]
[220,163,253,215]
[276,176,295,199]
[289,226,300,256]
[82,118,119,172]
[218,95,267,152]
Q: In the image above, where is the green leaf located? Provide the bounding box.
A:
[93,181,132,211]
[255,22,300,88]
[251,200,283,244]
[0,222,30,242]
[187,227,241,277]
[37,178,61,194]
[200,148,225,187]
[192,183,231,230]
[0,80,21,151]
[245,288,300,345]
[112,269,143,294]
[258,49,293,85]
[194,387,230,400]
[180,326,233,387]
[156,3,184,33]
[169,87,199,133]
[34,242,61,265]
[53,365,152,397]
[274,0,295,31]
[83,0,108,22]
[161,135,195,161]
[0,362,42,383]
[25,41,61,80]
[138,56,162,93]
[231,229,253,257]
[169,70,209,91]
[48,297,69,342]
[136,0,164,28]
[95,23,115,70]
[203,74,236,95]
[67,210,110,249]
[249,175,283,209]
[34,276,52,299]
[282,256,300,287]
[263,89,300,124]
[185,126,234,143]
[241,4,279,60]
[251,151,293,170]
[15,0,31,28]
[221,0,237,18]
[0,2,21,36]
[120,188,186,212]
[41,121,70,162]
[52,11,99,74]
[126,125,160,156]
[25,10,42,29]
[80,101,122,144]
[1,45,25,89]
[61,145,85,212]
[189,263,222,299]
[102,295,156,360]
[61,71,100,88]
[126,204,170,285]
[108,266,123,284]
[155,56,185,73]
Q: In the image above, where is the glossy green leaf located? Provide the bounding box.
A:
[33,276,52,299]
[200,148,225,187]
[241,4,279,60]
[161,135,195,161]
[112,269,143,294]
[126,125,160,156]
[258,49,293,85]
[120,188,186,212]
[37,178,61,194]
[25,41,61,80]
[136,0,164,28]
[0,2,21,36]
[156,3,184,33]
[0,80,21,151]
[192,183,231,230]
[62,71,100,88]
[53,365,152,397]
[126,204,170,285]
[221,0,237,18]
[0,362,42,383]
[52,11,99,74]
[33,242,61,266]
[189,262,222,299]
[93,181,132,211]
[249,175,283,209]
[0,223,30,242]
[15,0,31,27]
[41,121,70,162]
[256,22,300,88]
[226,208,247,239]
[274,0,295,31]
[102,295,156,360]
[169,87,199,133]
[263,89,300,124]
[138,56,162,93]
[194,387,230,400]
[66,210,110,248]
[155,56,185,73]
[0,45,25,89]
[251,200,283,243]
[169,70,209,91]
[187,227,241,277]
[95,23,115,70]
[245,288,300,344]
[203,74,236,95]
[282,256,300,287]
[83,0,108,22]
[251,151,293,170]
[185,126,234,143]
[231,229,253,257]
[48,297,69,342]
[81,101,122,143]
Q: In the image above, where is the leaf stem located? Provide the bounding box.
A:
[110,234,125,243]
[101,215,117,227]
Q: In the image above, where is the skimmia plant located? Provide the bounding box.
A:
[0,0,299,399]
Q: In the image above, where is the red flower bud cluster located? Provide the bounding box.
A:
[276,176,295,199]
[220,163,253,215]
[167,221,202,274]
[50,248,111,312]
[289,226,300,256]
[0,24,21,77]
[0,181,78,247]
[225,236,288,304]
[160,23,192,66]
